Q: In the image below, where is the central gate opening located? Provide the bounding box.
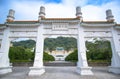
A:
[44,36,77,66]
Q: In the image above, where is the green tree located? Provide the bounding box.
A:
[43,52,55,61]
[44,37,77,52]
[65,40,112,62]
[65,49,78,61]
[9,46,34,62]
[12,40,36,49]
[86,39,112,61]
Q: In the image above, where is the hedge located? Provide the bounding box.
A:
[43,52,55,61]
[65,49,78,62]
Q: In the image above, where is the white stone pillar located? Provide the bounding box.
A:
[29,24,45,76]
[77,23,93,75]
[0,27,12,74]
[109,27,120,74]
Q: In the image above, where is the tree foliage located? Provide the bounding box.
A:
[12,37,77,52]
[10,38,112,62]
[65,49,78,61]
[65,40,112,62]
[12,40,36,49]
[86,40,112,61]
[43,52,55,61]
[9,47,55,62]
[44,37,77,52]
[9,46,34,62]
[11,37,74,62]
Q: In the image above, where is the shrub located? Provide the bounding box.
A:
[43,52,55,61]
[65,49,78,62]
[9,46,54,62]
[86,40,112,61]
[9,46,34,62]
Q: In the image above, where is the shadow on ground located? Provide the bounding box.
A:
[0,67,120,79]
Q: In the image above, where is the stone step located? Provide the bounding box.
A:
[44,61,77,66]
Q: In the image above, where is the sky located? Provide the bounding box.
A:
[0,0,120,24]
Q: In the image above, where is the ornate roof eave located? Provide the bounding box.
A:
[115,26,120,29]
[40,20,80,23]
[115,24,120,29]
[0,26,6,29]
[42,18,80,20]
[81,22,116,27]
[0,24,6,29]
[6,23,40,27]
[40,18,80,23]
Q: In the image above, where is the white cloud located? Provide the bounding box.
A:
[82,5,105,21]
[45,3,75,18]
[11,1,44,20]
[62,0,88,6]
[103,1,120,23]
[82,1,120,23]
[11,0,120,23]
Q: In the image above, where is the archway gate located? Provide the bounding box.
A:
[0,6,120,76]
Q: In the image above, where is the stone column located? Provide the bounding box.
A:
[29,24,45,76]
[0,27,12,74]
[76,6,82,18]
[6,9,15,22]
[76,23,93,75]
[109,27,120,74]
[106,9,114,22]
[38,6,45,21]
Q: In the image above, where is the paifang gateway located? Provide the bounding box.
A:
[0,6,120,76]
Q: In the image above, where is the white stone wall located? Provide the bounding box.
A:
[0,20,120,75]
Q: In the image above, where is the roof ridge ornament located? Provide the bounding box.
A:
[106,9,114,22]
[76,6,83,21]
[6,9,15,22]
[38,6,45,21]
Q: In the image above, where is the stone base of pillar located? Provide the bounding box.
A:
[28,67,45,76]
[109,66,120,74]
[0,66,12,75]
[76,67,93,75]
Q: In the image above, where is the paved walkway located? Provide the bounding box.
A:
[0,67,120,79]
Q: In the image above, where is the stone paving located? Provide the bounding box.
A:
[0,67,120,79]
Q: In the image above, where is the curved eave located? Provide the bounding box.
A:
[41,18,80,23]
[42,18,80,20]
[5,20,40,27]
[115,24,120,29]
[0,24,6,29]
[6,23,40,27]
[81,21,116,27]
[0,26,6,29]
